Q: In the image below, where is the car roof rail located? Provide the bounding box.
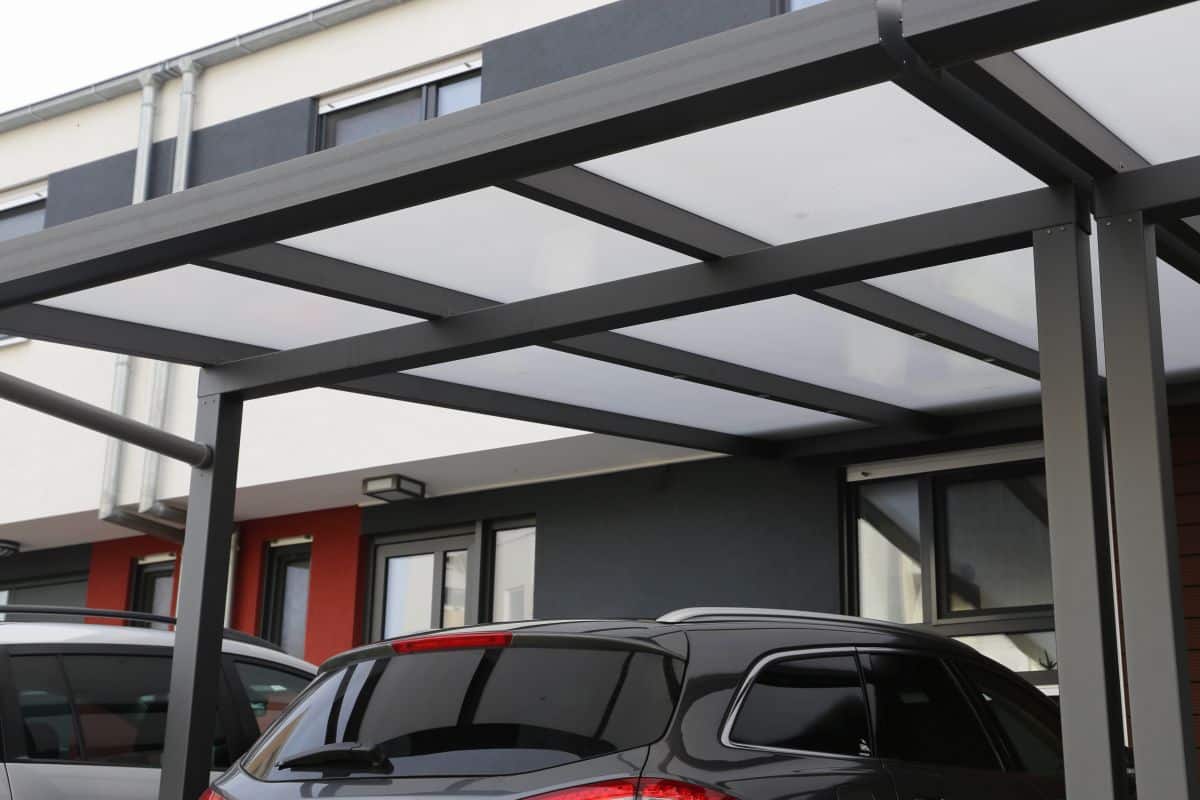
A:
[656,606,920,636]
[0,604,285,653]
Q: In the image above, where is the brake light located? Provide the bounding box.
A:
[526,779,734,800]
[390,631,512,655]
[199,789,226,800]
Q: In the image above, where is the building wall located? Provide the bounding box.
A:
[85,535,181,622]
[1171,403,1200,760]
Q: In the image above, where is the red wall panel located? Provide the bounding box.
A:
[86,536,181,624]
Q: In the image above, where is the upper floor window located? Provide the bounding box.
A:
[320,67,481,149]
[850,459,1057,685]
[0,194,45,245]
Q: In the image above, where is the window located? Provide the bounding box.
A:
[958,663,1063,776]
[0,197,45,244]
[860,652,998,770]
[0,575,88,621]
[261,542,311,657]
[728,653,871,757]
[370,520,536,640]
[492,524,536,622]
[849,460,1055,683]
[243,643,682,781]
[321,69,481,148]
[234,661,312,735]
[9,653,231,768]
[131,557,175,629]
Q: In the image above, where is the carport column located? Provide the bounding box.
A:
[158,392,243,800]
[1097,212,1198,800]
[1033,220,1128,800]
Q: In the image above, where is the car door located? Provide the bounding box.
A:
[0,645,238,800]
[858,649,1028,800]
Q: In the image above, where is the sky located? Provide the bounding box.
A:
[2,0,326,112]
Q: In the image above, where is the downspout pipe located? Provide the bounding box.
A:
[139,59,201,520]
[99,70,183,545]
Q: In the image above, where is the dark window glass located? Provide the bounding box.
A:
[58,655,230,768]
[730,654,871,757]
[960,664,1063,775]
[243,645,682,780]
[0,201,45,243]
[856,479,922,624]
[235,661,312,735]
[262,543,311,657]
[323,88,423,147]
[0,577,88,622]
[435,72,481,116]
[861,653,998,770]
[10,656,79,760]
[131,560,175,629]
[942,473,1051,613]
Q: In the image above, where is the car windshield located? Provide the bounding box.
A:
[243,643,684,780]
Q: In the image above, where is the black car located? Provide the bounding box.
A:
[210,608,1064,800]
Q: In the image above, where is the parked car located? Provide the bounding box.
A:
[211,607,1064,800]
[0,606,315,800]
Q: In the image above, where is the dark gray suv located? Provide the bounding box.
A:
[210,608,1064,800]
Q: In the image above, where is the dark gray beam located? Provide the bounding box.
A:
[1096,155,1200,224]
[510,167,1040,378]
[0,0,1180,308]
[158,392,242,800]
[1032,221,1126,800]
[200,186,1073,399]
[0,305,768,457]
[205,245,935,430]
[1097,211,1198,799]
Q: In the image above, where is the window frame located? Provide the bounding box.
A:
[720,646,877,762]
[259,541,312,654]
[0,643,245,769]
[845,459,1056,681]
[129,558,175,626]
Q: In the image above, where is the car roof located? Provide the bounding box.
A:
[0,621,316,674]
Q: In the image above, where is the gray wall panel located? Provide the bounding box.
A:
[0,543,92,585]
[363,456,842,619]
[483,0,780,101]
[45,140,175,227]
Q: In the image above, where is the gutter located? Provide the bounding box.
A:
[0,0,401,135]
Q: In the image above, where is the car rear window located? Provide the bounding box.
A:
[243,643,683,780]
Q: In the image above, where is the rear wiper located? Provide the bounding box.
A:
[277,742,391,772]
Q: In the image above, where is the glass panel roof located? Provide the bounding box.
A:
[1020,3,1200,165]
[581,82,1043,246]
[619,296,1040,413]
[41,265,419,350]
[285,187,693,302]
[407,347,861,438]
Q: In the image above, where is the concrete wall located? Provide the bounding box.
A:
[364,456,843,618]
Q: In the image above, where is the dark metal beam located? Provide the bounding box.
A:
[1096,155,1200,222]
[158,392,242,800]
[0,305,768,457]
[200,186,1073,399]
[510,167,1041,378]
[1032,220,1126,800]
[205,245,934,429]
[0,368,211,467]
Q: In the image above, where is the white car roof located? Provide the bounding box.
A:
[0,621,315,674]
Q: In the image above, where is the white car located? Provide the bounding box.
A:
[0,610,315,800]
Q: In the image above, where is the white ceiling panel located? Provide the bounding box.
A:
[284,187,692,302]
[408,347,860,438]
[41,265,419,350]
[1020,3,1200,165]
[619,296,1040,414]
[581,82,1042,246]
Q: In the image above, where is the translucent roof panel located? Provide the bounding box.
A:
[1020,3,1200,165]
[407,347,860,439]
[618,296,1040,414]
[41,265,419,350]
[284,187,693,303]
[581,82,1042,246]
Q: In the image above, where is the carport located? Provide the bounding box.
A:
[0,0,1197,797]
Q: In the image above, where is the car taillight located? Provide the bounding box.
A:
[199,789,226,800]
[390,631,512,655]
[527,779,735,800]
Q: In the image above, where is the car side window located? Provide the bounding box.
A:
[728,653,872,757]
[234,661,312,734]
[958,662,1063,776]
[860,652,999,770]
[8,653,231,768]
